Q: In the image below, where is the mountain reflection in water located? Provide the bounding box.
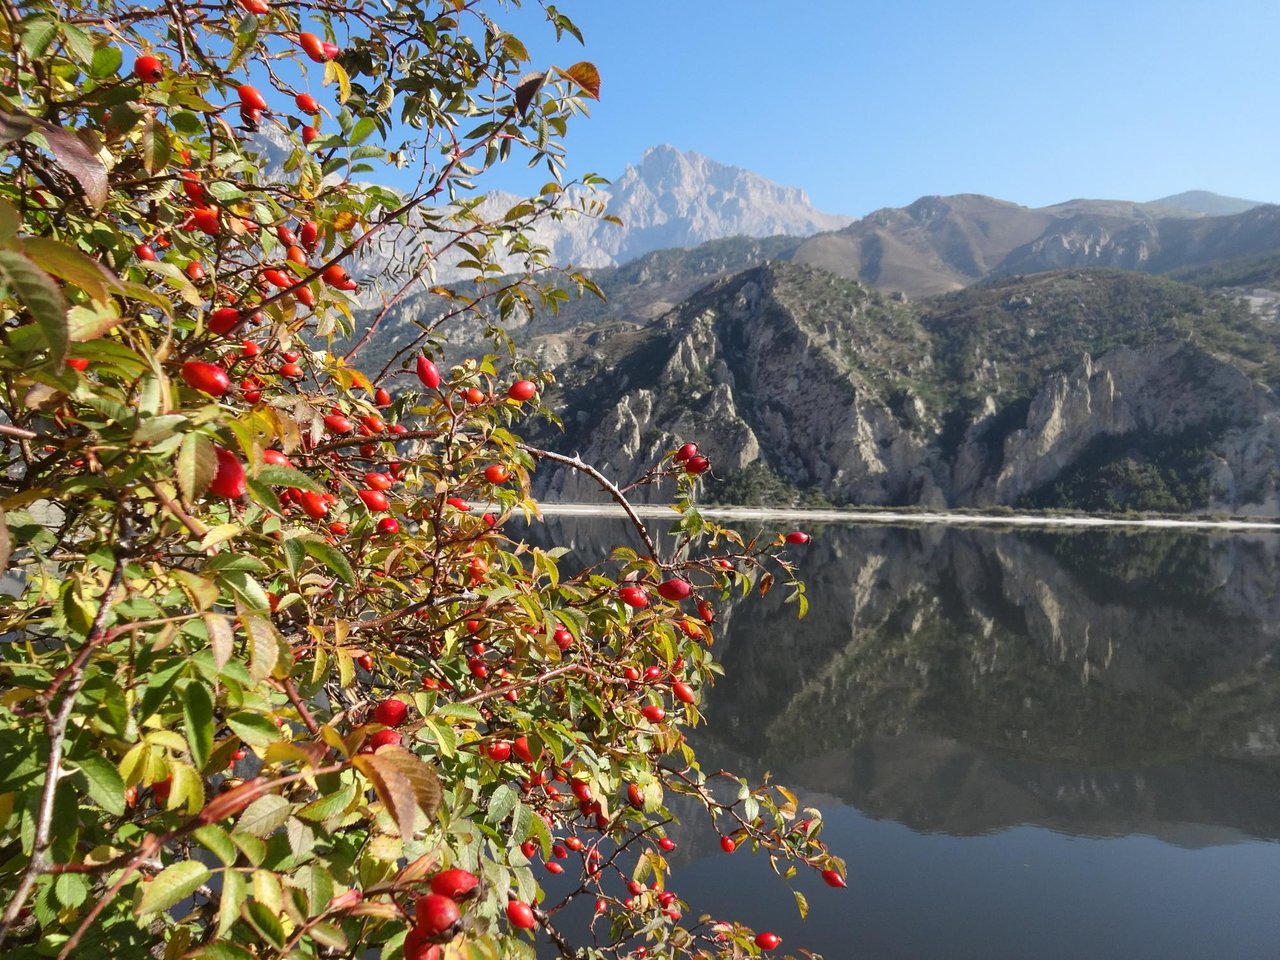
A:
[520,517,1280,960]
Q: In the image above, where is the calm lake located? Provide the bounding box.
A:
[528,516,1280,960]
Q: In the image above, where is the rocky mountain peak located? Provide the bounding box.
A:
[588,145,852,264]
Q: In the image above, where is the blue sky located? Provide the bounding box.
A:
[487,0,1279,215]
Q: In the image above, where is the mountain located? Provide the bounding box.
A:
[1152,190,1268,217]
[791,194,1280,297]
[495,145,852,270]
[529,263,1280,515]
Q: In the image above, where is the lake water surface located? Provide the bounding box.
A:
[530,517,1280,960]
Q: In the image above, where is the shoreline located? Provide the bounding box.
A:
[532,502,1280,532]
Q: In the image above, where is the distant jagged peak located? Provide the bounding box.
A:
[520,144,854,266]
[618,144,828,208]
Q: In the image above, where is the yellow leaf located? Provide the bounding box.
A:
[352,752,419,842]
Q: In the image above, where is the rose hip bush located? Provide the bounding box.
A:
[0,1,841,957]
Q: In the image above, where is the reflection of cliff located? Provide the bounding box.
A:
[521,516,1280,839]
[787,734,1280,842]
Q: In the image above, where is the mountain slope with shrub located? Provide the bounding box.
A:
[529,263,1280,514]
[790,194,1280,297]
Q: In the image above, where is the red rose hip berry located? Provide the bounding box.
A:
[134,56,164,83]
[507,379,537,402]
[372,699,408,727]
[181,361,231,397]
[413,893,462,941]
[506,900,536,930]
[429,868,480,902]
[656,577,692,601]
[208,446,247,498]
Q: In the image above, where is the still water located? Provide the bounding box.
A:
[529,517,1280,960]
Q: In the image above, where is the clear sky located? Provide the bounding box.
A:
[489,0,1280,216]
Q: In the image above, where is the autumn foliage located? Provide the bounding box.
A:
[0,1,839,957]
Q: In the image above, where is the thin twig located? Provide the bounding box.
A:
[517,444,660,564]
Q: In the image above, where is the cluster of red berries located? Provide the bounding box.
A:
[673,440,710,475]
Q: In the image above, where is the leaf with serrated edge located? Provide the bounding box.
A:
[374,746,442,820]
[21,237,116,303]
[353,753,417,842]
[23,116,108,208]
[177,432,216,503]
[193,824,237,866]
[0,248,67,365]
[72,755,124,816]
[514,71,545,115]
[183,682,214,771]
[301,537,354,585]
[562,61,601,99]
[242,614,280,682]
[234,794,291,838]
[217,867,246,936]
[204,613,234,669]
[135,860,210,916]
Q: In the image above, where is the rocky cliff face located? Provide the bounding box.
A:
[956,342,1280,510]
[542,265,938,505]
[534,263,1280,514]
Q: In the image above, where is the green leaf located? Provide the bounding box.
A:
[0,505,10,576]
[193,942,254,960]
[141,115,171,174]
[194,824,238,866]
[0,248,67,365]
[71,755,125,816]
[169,759,205,813]
[511,799,533,843]
[206,181,247,202]
[217,867,246,936]
[177,432,216,503]
[135,860,211,916]
[60,24,96,65]
[241,614,280,682]
[302,538,354,585]
[292,863,334,913]
[227,711,280,748]
[487,782,517,825]
[234,794,291,838]
[244,477,281,515]
[205,613,234,670]
[20,18,57,59]
[349,117,376,147]
[89,44,123,78]
[257,463,324,493]
[54,872,89,909]
[20,237,115,304]
[0,198,18,241]
[311,921,348,950]
[282,537,304,579]
[67,302,123,342]
[793,887,809,919]
[296,781,356,824]
[184,682,214,771]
